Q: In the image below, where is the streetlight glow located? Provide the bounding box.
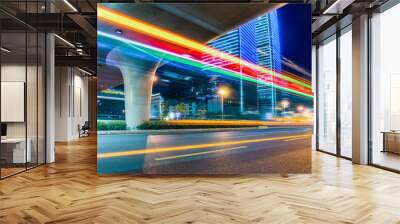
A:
[218,88,227,96]
[280,100,290,116]
[297,105,305,112]
[218,87,229,120]
[281,100,290,108]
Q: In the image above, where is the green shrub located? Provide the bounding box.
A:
[98,120,259,130]
[97,120,127,131]
[136,120,169,129]
[136,120,257,130]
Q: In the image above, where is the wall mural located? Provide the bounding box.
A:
[97,3,313,174]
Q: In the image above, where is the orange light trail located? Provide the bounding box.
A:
[166,119,312,126]
[99,31,313,97]
[97,134,312,159]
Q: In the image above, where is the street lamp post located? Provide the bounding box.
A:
[218,88,227,120]
[296,105,305,113]
[221,95,224,120]
[281,100,290,116]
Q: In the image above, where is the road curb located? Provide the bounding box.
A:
[98,127,268,135]
[97,126,311,135]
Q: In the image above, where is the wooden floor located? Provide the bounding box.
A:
[1,135,400,224]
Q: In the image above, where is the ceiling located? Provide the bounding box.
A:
[311,0,390,44]
[1,0,394,74]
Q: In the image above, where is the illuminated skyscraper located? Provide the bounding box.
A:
[204,19,258,114]
[255,12,281,119]
[203,29,240,68]
[205,10,281,119]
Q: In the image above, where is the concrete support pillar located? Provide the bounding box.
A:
[46,28,55,163]
[352,14,369,164]
[107,47,160,129]
[45,0,56,163]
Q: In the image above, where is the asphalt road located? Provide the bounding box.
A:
[97,127,312,174]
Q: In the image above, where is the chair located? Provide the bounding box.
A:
[78,121,90,138]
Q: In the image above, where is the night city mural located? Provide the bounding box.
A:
[97,3,313,174]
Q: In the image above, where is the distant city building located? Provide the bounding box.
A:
[207,98,222,114]
[204,11,281,120]
[255,12,282,120]
[97,89,125,120]
[98,91,166,120]
[189,102,197,118]
[150,93,164,119]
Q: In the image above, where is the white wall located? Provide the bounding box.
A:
[1,65,26,139]
[1,63,46,164]
[0,65,41,138]
[55,67,70,141]
[55,67,89,141]
[72,72,89,138]
[1,82,25,122]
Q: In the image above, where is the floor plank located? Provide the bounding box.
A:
[0,135,400,224]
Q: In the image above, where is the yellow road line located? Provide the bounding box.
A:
[97,134,311,159]
[155,146,248,161]
[283,137,308,142]
[166,119,312,126]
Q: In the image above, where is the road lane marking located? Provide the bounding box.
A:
[222,130,292,139]
[283,137,308,142]
[97,134,311,159]
[154,146,248,161]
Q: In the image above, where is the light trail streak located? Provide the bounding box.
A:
[97,134,312,159]
[98,31,313,98]
[97,5,312,90]
[166,119,312,126]
[154,146,248,161]
[283,137,308,142]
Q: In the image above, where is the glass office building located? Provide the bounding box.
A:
[205,12,282,120]
[255,12,282,119]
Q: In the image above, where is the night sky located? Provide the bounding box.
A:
[277,4,312,78]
